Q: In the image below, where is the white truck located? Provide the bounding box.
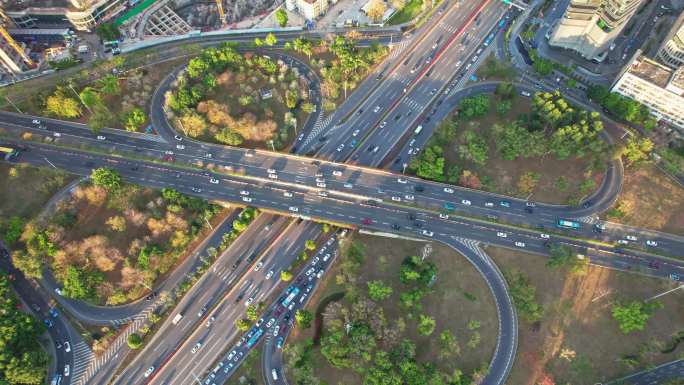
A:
[77,44,89,54]
[172,313,183,325]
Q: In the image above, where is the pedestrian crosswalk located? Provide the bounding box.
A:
[437,21,460,34]
[70,341,93,384]
[74,301,162,385]
[401,97,425,112]
[301,112,331,149]
[388,39,411,60]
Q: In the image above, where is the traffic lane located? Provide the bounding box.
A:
[317,0,486,156]
[156,221,322,385]
[207,233,342,385]
[113,215,291,385]
[350,5,509,165]
[12,142,684,266]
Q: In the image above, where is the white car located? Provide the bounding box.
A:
[245,297,254,307]
[461,199,471,206]
[64,342,71,353]
[32,119,41,125]
[174,135,182,141]
[352,129,360,137]
[540,233,550,239]
[336,144,345,152]
[397,178,408,184]
[646,240,658,247]
[283,191,293,197]
[444,187,454,193]
[316,177,325,183]
[64,365,70,377]
[344,183,353,189]
[617,239,629,245]
[496,232,507,238]
[439,213,449,219]
[267,169,277,174]
[289,206,299,212]
[191,342,202,353]
[144,366,155,378]
[240,190,250,196]
[305,268,315,276]
[515,242,526,248]
[176,144,185,150]
[379,121,387,128]
[96,135,106,140]
[484,202,494,207]
[268,173,278,179]
[316,182,326,188]
[53,132,62,137]
[421,230,434,237]
[164,150,174,155]
[404,194,415,201]
[391,196,401,202]
[254,261,264,271]
[316,270,324,278]
[626,235,638,241]
[318,191,328,197]
[323,253,331,262]
[242,197,252,203]
[209,178,219,184]
[332,170,342,176]
[265,270,274,279]
[373,105,381,113]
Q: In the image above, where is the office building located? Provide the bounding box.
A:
[294,0,329,20]
[4,0,127,31]
[611,54,684,133]
[549,0,644,61]
[656,11,684,70]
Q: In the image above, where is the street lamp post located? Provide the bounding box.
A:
[402,163,408,174]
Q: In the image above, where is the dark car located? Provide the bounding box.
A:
[414,185,425,192]
[391,224,401,230]
[407,213,416,221]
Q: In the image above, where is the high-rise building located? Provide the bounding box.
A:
[656,11,684,70]
[294,0,329,20]
[611,54,684,133]
[0,9,33,77]
[549,0,644,61]
[3,0,127,31]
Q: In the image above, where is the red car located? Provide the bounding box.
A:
[362,218,373,225]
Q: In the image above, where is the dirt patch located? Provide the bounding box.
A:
[0,163,74,219]
[603,164,684,235]
[486,246,684,385]
[286,234,498,383]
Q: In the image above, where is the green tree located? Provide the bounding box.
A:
[620,136,654,166]
[11,251,43,279]
[95,22,121,41]
[367,280,393,301]
[79,87,102,109]
[98,74,121,95]
[611,301,663,334]
[1,216,24,245]
[408,145,445,181]
[458,95,490,119]
[264,32,278,46]
[275,9,288,27]
[295,309,313,328]
[246,304,259,321]
[280,269,293,281]
[305,239,316,251]
[496,99,512,116]
[417,314,436,336]
[400,288,424,310]
[215,129,244,146]
[495,82,516,99]
[88,105,113,132]
[254,37,264,47]
[124,107,146,132]
[235,318,251,331]
[301,102,316,114]
[506,270,543,322]
[459,130,488,166]
[45,92,81,118]
[127,333,143,349]
[285,90,298,109]
[91,168,122,191]
[438,330,460,359]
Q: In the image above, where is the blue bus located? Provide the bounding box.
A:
[557,219,581,230]
[281,287,300,307]
[246,328,263,348]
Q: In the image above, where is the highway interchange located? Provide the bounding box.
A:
[1,1,683,385]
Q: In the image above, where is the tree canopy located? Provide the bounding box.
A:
[611,301,663,334]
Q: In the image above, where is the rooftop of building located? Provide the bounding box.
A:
[3,0,73,11]
[671,67,684,89]
[627,55,674,88]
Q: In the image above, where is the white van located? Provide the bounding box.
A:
[414,125,423,135]
[172,313,183,325]
[272,368,279,380]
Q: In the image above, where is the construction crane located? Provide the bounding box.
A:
[215,0,226,26]
[0,9,34,67]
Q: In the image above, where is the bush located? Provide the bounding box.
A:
[127,333,143,349]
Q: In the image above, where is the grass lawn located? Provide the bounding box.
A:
[0,163,74,219]
[439,94,600,204]
[486,246,684,385]
[602,164,684,235]
[286,234,497,384]
[388,0,424,25]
